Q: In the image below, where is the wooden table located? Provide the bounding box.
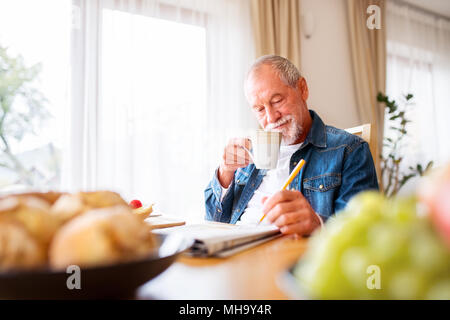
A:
[137,235,308,300]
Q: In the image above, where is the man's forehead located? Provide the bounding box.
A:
[247,64,279,83]
[246,65,285,100]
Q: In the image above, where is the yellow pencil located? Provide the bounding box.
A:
[259,159,306,224]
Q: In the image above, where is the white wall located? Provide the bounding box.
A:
[300,0,360,129]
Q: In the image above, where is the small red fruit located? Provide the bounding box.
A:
[129,199,142,209]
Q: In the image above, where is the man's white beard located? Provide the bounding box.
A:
[264,115,303,145]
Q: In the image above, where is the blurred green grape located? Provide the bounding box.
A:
[340,247,370,290]
[345,191,385,220]
[426,279,450,300]
[409,223,448,275]
[388,269,427,300]
[294,191,450,300]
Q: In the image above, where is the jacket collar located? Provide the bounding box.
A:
[302,110,327,149]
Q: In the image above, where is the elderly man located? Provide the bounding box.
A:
[204,55,378,236]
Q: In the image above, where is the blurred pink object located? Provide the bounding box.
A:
[420,164,450,248]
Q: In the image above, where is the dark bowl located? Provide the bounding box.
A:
[0,233,192,299]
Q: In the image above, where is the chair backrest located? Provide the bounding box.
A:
[345,123,375,159]
[345,123,382,188]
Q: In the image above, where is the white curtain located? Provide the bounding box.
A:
[385,1,450,191]
[63,0,257,218]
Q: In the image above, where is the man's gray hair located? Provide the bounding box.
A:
[246,55,301,88]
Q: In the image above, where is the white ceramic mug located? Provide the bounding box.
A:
[243,130,282,169]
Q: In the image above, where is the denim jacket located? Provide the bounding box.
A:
[204,110,379,224]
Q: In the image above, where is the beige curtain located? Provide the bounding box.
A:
[250,0,301,69]
[346,0,386,185]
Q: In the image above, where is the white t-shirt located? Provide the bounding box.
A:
[220,143,303,224]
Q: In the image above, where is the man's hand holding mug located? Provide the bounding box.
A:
[218,137,252,188]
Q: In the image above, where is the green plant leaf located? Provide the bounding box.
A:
[417,164,423,175]
[377,92,386,102]
[399,173,416,189]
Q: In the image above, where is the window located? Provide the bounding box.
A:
[0,0,71,192]
[385,2,450,193]
[60,0,254,218]
[98,8,207,216]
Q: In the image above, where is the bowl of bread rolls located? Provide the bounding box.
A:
[0,191,191,299]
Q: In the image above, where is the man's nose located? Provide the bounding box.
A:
[265,106,280,124]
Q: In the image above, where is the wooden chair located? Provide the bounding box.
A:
[345,123,376,163]
[345,123,371,143]
[345,123,382,188]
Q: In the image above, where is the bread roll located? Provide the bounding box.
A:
[50,191,128,222]
[0,195,61,270]
[49,205,157,269]
[0,219,47,271]
[0,195,60,248]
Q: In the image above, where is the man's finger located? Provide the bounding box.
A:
[273,212,304,228]
[262,190,302,215]
[261,196,268,204]
[224,154,250,166]
[265,201,300,223]
[279,220,313,236]
[230,137,252,150]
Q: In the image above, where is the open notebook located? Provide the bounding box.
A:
[153,221,281,257]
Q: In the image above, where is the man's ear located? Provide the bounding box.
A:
[297,77,309,101]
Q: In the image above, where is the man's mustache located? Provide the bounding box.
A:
[264,115,294,131]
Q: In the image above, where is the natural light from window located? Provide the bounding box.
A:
[100,9,207,216]
[0,0,71,191]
